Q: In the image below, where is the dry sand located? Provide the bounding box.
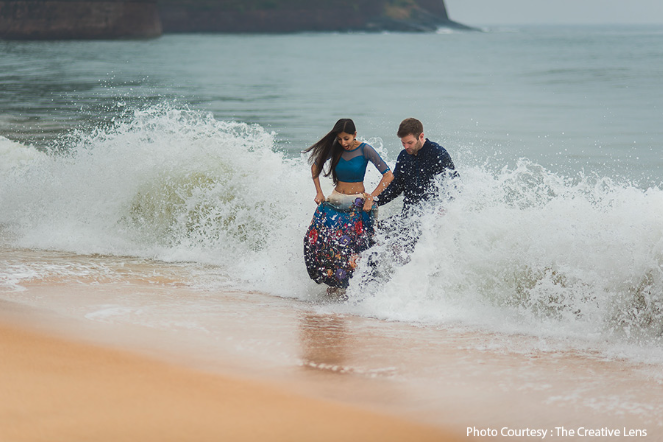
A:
[0,320,462,442]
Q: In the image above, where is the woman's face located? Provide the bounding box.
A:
[336,131,356,150]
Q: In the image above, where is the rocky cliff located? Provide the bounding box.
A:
[0,0,162,39]
[158,0,469,33]
[0,0,469,40]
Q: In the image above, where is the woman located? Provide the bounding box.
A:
[303,118,394,290]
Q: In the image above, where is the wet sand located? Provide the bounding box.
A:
[0,315,460,442]
[2,249,663,441]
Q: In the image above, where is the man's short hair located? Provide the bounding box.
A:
[397,118,424,139]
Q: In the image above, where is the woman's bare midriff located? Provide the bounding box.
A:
[334,181,366,195]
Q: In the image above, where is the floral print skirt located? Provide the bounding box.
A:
[304,193,377,288]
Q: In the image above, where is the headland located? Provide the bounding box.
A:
[0,0,473,40]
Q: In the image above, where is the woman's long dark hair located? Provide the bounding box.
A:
[305,118,356,184]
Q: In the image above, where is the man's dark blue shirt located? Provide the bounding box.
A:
[377,139,457,214]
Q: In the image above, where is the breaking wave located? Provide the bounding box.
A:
[2,103,662,360]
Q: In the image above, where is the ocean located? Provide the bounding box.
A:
[2,25,663,431]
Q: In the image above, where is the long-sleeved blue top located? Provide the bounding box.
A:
[377,139,458,214]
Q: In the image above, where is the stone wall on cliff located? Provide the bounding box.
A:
[0,0,162,39]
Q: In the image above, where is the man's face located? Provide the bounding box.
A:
[401,133,425,156]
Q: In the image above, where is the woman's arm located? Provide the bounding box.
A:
[311,163,325,204]
[363,170,394,212]
[375,159,403,206]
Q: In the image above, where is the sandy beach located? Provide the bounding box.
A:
[1,249,663,441]
[0,313,460,442]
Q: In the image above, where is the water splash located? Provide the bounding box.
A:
[349,159,663,351]
[2,104,663,356]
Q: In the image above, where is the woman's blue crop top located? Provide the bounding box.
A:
[321,143,390,183]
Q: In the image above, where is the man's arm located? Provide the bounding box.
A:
[435,145,458,178]
[433,147,460,202]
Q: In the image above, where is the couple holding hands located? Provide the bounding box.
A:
[304,117,458,291]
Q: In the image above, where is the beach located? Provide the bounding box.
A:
[0,316,459,442]
[1,249,662,441]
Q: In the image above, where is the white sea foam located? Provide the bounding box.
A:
[84,305,137,321]
[0,104,323,293]
[344,159,663,363]
[0,136,47,174]
[1,104,662,363]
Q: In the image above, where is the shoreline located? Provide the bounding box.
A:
[1,247,662,440]
[0,306,462,442]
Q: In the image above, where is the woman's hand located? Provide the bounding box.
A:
[362,195,374,212]
[314,191,325,205]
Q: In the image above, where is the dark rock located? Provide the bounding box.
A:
[0,0,162,39]
[157,0,476,33]
[0,0,474,40]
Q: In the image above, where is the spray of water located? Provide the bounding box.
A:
[2,104,662,356]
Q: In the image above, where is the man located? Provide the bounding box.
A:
[360,118,458,284]
[376,117,458,215]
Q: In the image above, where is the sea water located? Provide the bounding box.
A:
[1,26,663,368]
